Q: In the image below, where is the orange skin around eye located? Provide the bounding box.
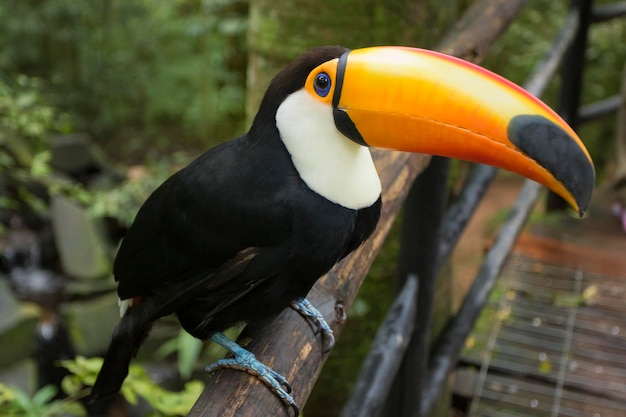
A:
[305,58,339,105]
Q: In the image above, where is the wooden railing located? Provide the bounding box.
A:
[189,0,626,416]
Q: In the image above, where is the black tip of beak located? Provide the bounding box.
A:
[508,115,595,216]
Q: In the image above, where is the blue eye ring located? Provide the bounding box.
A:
[314,72,331,97]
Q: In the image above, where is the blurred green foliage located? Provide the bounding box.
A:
[87,151,193,226]
[0,73,180,225]
[61,356,204,417]
[0,383,85,417]
[1,1,625,416]
[154,329,203,380]
[0,0,248,152]
[0,76,65,171]
[0,75,72,221]
[0,0,248,225]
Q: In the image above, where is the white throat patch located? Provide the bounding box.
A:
[275,90,381,210]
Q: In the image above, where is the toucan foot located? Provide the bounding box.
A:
[207,332,299,415]
[291,298,335,352]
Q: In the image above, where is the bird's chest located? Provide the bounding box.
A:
[287,191,376,280]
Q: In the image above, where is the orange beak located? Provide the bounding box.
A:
[305,46,595,215]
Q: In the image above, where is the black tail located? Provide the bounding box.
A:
[89,317,151,404]
[88,268,227,404]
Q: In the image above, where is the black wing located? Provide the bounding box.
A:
[113,135,296,302]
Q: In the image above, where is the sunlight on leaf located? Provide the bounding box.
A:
[61,356,205,416]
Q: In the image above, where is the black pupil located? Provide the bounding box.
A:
[316,74,329,89]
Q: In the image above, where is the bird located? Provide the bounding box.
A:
[89,45,595,414]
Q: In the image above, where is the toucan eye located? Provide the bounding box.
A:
[314,72,331,97]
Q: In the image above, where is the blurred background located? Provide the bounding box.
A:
[0,0,624,416]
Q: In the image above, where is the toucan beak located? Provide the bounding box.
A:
[308,46,595,215]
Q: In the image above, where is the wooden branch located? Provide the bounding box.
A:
[592,2,626,23]
[578,94,622,123]
[189,1,527,415]
[437,0,528,61]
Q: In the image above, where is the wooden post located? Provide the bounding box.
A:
[547,0,593,211]
[611,65,626,187]
[339,275,419,417]
[386,157,450,417]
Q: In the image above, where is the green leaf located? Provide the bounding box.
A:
[177,330,202,379]
[154,337,179,360]
[30,150,51,177]
[59,356,103,386]
[60,374,84,397]
[10,387,31,410]
[31,385,57,406]
[48,399,87,417]
[59,356,95,376]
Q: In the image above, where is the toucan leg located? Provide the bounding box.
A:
[291,298,335,352]
[206,332,299,416]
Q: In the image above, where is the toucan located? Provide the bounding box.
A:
[90,45,594,413]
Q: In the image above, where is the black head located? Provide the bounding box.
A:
[250,46,349,132]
